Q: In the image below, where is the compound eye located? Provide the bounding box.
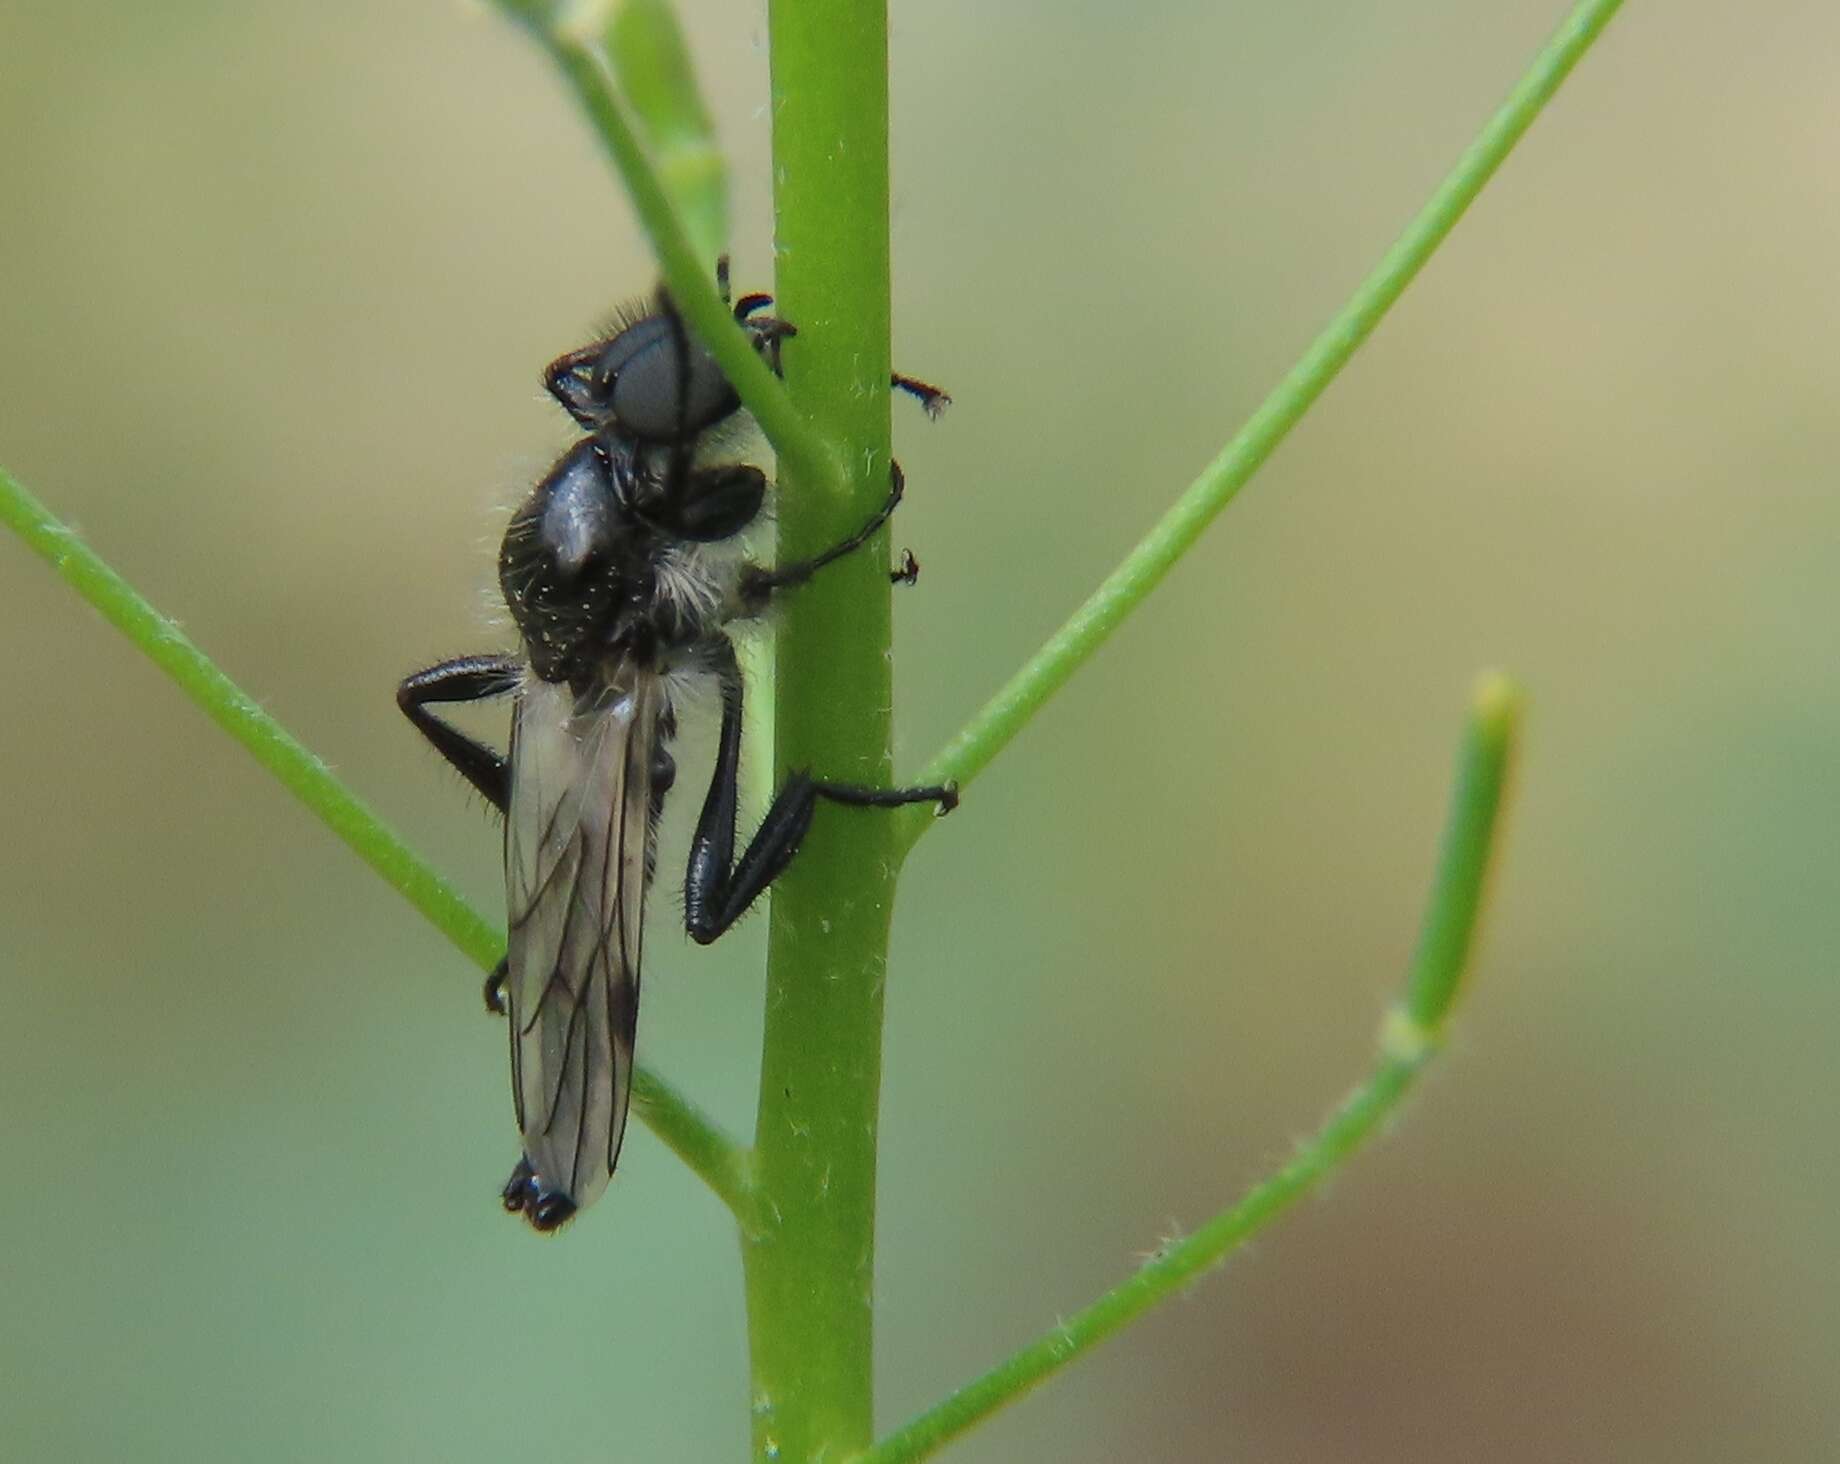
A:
[612,334,740,442]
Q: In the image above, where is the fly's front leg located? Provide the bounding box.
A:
[886,366,948,566]
[397,654,521,1014]
[891,372,950,419]
[739,462,908,611]
[682,637,956,946]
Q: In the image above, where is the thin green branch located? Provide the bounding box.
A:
[1405,673,1521,1032]
[606,0,730,265]
[0,463,751,1213]
[493,0,845,495]
[634,1072,759,1220]
[896,0,1623,852]
[855,673,1523,1464]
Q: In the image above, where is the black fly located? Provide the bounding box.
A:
[399,263,954,1232]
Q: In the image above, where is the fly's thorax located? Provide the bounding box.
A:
[499,437,654,685]
[651,540,738,641]
[498,431,769,686]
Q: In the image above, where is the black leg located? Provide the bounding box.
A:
[483,957,508,1017]
[637,462,768,542]
[741,462,907,605]
[892,372,951,419]
[734,299,796,373]
[891,548,920,586]
[756,317,797,374]
[397,655,521,812]
[682,638,956,946]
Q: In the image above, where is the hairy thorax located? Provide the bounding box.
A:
[498,436,743,690]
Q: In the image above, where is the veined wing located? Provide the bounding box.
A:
[504,667,661,1219]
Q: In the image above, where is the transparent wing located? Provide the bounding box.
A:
[503,669,660,1216]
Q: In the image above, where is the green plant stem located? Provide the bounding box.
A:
[896,0,1624,852]
[0,464,750,1213]
[495,1,844,495]
[738,1,902,1460]
[606,0,730,265]
[1405,673,1521,1031]
[855,674,1523,1464]
[862,1058,1425,1464]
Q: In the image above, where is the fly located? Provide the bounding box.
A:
[399,261,954,1232]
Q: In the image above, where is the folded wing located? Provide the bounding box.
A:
[503,670,659,1215]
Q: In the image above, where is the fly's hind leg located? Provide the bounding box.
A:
[397,655,521,811]
[397,654,521,1015]
[681,637,956,946]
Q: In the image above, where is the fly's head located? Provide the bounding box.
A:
[542,279,794,444]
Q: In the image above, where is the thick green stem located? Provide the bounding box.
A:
[742,1,898,1460]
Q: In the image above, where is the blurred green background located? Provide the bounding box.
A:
[3,1,1835,1459]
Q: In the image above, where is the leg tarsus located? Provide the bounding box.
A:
[892,372,950,419]
[484,957,508,1017]
[812,777,959,816]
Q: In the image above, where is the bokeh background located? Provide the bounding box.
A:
[3,1,1835,1459]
